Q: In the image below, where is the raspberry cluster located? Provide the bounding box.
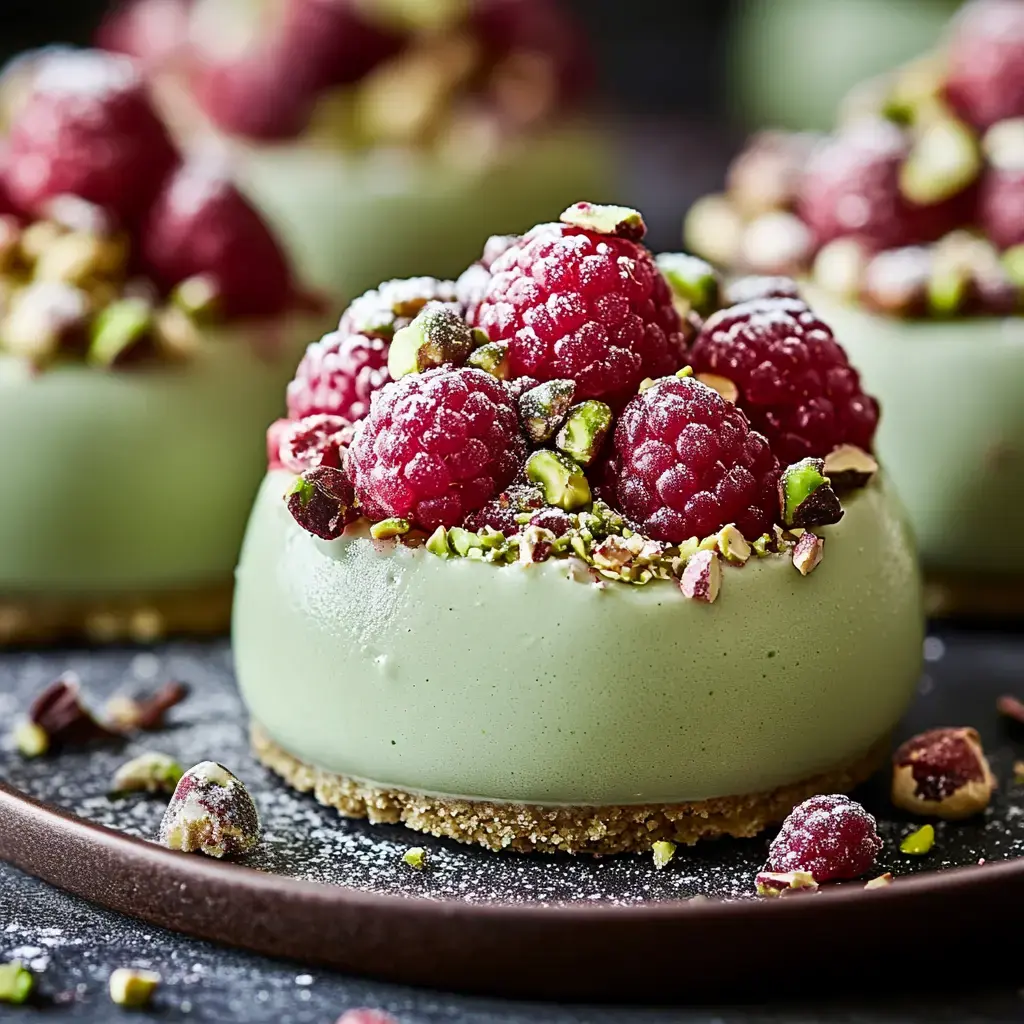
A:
[279,203,877,586]
[684,0,1024,319]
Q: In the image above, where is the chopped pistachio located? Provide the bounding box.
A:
[559,202,646,241]
[900,823,935,856]
[751,533,772,557]
[14,720,49,758]
[555,400,612,466]
[683,193,744,269]
[651,840,676,870]
[655,252,720,317]
[864,872,894,890]
[89,297,153,367]
[387,304,475,379]
[288,476,316,508]
[112,752,184,796]
[792,532,824,576]
[755,870,818,897]
[19,220,64,262]
[638,377,657,392]
[525,450,592,511]
[714,524,751,565]
[695,372,738,404]
[823,444,878,492]
[519,379,576,444]
[899,118,982,206]
[1003,245,1024,290]
[108,968,160,1008]
[679,549,721,603]
[812,237,868,299]
[425,526,449,558]
[2,280,89,363]
[35,231,125,286]
[466,340,510,379]
[403,846,427,870]
[778,458,844,528]
[171,275,220,321]
[153,306,201,361]
[0,962,33,1004]
[369,518,411,540]
[675,365,694,378]
[447,526,483,557]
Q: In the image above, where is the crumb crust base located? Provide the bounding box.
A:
[252,723,888,855]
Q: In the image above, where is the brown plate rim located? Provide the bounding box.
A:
[2,779,1021,1001]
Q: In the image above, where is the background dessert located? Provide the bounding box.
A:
[685,0,1024,616]
[97,0,614,304]
[0,49,327,643]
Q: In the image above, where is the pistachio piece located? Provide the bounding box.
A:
[861,246,931,316]
[465,340,510,379]
[19,220,64,263]
[402,846,427,870]
[899,824,935,856]
[286,466,357,541]
[89,297,153,367]
[695,373,738,404]
[683,194,744,268]
[738,211,814,275]
[899,118,982,205]
[109,968,161,1008]
[555,400,612,466]
[655,252,720,317]
[982,117,1024,172]
[678,549,721,603]
[823,444,879,492]
[792,532,824,576]
[0,962,33,1004]
[713,524,751,565]
[35,231,126,286]
[104,681,189,732]
[387,303,474,379]
[369,518,411,540]
[559,202,646,241]
[171,274,220,322]
[13,720,48,758]
[22,673,118,752]
[525,450,591,511]
[652,840,676,870]
[519,379,576,444]
[445,526,482,557]
[812,238,868,299]
[153,306,201,361]
[425,526,449,558]
[518,524,556,563]
[755,870,818,897]
[779,458,844,528]
[864,872,894,890]
[2,280,89,363]
[112,752,184,796]
[1002,244,1024,290]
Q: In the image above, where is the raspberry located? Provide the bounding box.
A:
[724,275,802,305]
[4,50,179,224]
[348,366,526,531]
[97,0,193,71]
[689,298,879,464]
[140,154,295,318]
[456,234,521,323]
[287,331,390,423]
[463,483,545,535]
[338,277,459,340]
[798,120,959,251]
[767,794,882,882]
[529,506,572,536]
[472,221,686,405]
[612,375,780,543]
[945,0,1024,130]
[978,169,1024,249]
[275,414,353,474]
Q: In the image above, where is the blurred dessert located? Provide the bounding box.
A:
[0,49,327,644]
[233,201,922,855]
[685,0,1024,616]
[97,0,614,302]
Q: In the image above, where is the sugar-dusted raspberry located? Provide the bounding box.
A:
[472,220,686,405]
[529,506,573,536]
[348,366,526,531]
[979,169,1024,250]
[4,49,179,223]
[287,332,390,423]
[456,234,522,323]
[613,374,780,543]
[275,414,353,474]
[338,277,459,340]
[463,483,545,536]
[690,298,879,464]
[945,0,1024,131]
[97,0,193,70]
[140,153,295,318]
[767,794,882,882]
[724,275,802,306]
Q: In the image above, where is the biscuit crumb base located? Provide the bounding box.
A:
[0,583,232,646]
[252,723,887,855]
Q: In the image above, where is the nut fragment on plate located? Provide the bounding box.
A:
[755,870,819,897]
[112,752,183,796]
[900,824,935,855]
[13,673,118,756]
[104,680,189,732]
[108,968,160,1008]
[891,727,996,819]
[864,872,894,889]
[0,961,33,1004]
[335,1010,399,1024]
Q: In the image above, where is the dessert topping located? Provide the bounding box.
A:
[559,202,646,241]
[656,252,721,318]
[17,674,118,754]
[678,549,721,604]
[755,870,819,897]
[767,794,882,882]
[518,379,576,444]
[103,680,189,732]
[387,304,476,379]
[891,727,996,819]
[287,465,358,541]
[277,414,353,475]
[112,752,184,795]
[158,761,261,859]
[402,847,427,870]
[525,450,592,511]
[555,400,613,466]
[466,340,511,379]
[0,962,34,1004]
[864,872,894,889]
[823,444,879,492]
[779,458,844,529]
[652,840,677,869]
[108,968,160,1008]
[900,823,935,855]
[792,532,825,576]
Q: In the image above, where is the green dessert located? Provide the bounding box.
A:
[0,49,328,642]
[684,0,1024,614]
[233,202,923,854]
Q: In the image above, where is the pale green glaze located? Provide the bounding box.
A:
[234,470,923,806]
[237,126,615,302]
[807,287,1024,576]
[0,319,319,596]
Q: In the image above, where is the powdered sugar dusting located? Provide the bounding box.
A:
[32,50,140,99]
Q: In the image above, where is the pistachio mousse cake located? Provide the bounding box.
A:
[99,0,613,302]
[234,202,922,854]
[685,0,1024,616]
[0,49,325,644]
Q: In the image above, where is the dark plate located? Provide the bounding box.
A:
[2,629,1024,1001]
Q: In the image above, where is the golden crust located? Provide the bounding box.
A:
[0,583,232,646]
[252,723,887,855]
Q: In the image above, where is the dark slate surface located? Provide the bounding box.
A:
[3,624,1024,1021]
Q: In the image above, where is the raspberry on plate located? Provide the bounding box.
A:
[471,204,687,405]
[689,298,880,464]
[945,0,1024,130]
[140,153,295,318]
[766,794,882,882]
[613,373,780,543]
[4,49,179,224]
[348,366,526,531]
[978,169,1024,250]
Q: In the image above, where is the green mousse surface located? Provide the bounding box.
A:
[806,287,1024,576]
[234,471,923,806]
[0,319,318,596]
[237,125,614,302]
